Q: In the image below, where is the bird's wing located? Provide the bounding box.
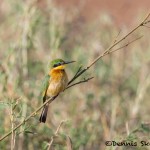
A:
[41,74,50,103]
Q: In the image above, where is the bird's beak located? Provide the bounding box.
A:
[63,60,75,65]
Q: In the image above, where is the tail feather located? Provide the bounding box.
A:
[39,104,49,123]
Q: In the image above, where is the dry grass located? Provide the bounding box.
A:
[0,0,150,150]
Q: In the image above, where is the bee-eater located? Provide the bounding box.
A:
[39,59,75,123]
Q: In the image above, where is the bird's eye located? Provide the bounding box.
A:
[53,62,62,68]
[53,64,58,67]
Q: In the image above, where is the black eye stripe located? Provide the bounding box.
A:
[53,64,58,67]
[53,62,62,68]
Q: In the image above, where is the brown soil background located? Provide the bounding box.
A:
[54,0,150,26]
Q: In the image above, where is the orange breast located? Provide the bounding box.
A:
[46,69,68,97]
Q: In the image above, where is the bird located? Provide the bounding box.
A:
[39,58,75,123]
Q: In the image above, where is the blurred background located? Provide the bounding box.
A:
[0,0,150,149]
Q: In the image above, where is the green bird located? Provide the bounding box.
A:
[39,59,75,123]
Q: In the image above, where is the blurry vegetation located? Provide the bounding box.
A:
[0,0,150,150]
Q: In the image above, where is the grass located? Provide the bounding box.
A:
[0,0,150,150]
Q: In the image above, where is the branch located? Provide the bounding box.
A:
[109,36,143,54]
[67,14,150,85]
[66,77,94,89]
[0,12,150,142]
[47,120,65,150]
[87,13,150,69]
[0,95,59,141]
[67,66,86,85]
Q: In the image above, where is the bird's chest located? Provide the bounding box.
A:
[47,70,68,96]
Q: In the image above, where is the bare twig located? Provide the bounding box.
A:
[109,36,143,54]
[74,66,82,78]
[68,14,149,85]
[66,136,73,150]
[10,100,16,150]
[87,13,150,69]
[47,120,66,150]
[143,25,150,28]
[66,77,94,89]
[67,66,85,85]
[112,29,121,44]
[0,12,150,142]
[0,95,58,141]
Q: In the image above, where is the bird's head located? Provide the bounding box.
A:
[49,59,75,70]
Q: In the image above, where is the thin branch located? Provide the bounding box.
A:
[10,100,16,150]
[67,14,150,85]
[74,66,82,78]
[67,66,82,85]
[66,77,94,89]
[0,12,150,142]
[142,19,150,25]
[66,135,73,150]
[143,25,150,28]
[0,95,58,141]
[47,120,66,150]
[112,29,121,44]
[67,66,85,85]
[109,36,143,53]
[67,36,142,86]
[87,13,150,69]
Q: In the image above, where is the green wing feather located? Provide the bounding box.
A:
[41,75,50,103]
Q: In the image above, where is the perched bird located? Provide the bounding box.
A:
[39,59,75,123]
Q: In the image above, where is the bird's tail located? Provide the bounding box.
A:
[39,104,49,123]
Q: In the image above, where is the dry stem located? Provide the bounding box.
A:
[47,120,66,150]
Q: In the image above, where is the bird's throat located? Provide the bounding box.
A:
[54,65,65,70]
[49,66,65,76]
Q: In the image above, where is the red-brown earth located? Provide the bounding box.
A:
[54,0,150,26]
